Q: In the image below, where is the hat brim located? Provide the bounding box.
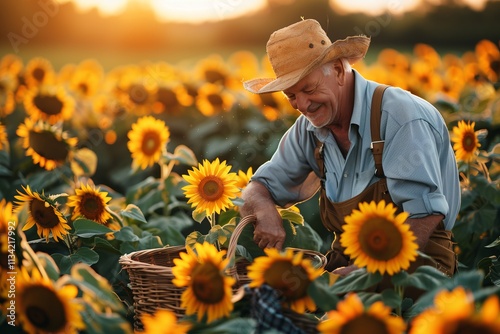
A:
[243,35,370,94]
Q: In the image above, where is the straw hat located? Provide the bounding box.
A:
[243,19,370,94]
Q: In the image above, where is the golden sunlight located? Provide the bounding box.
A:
[330,0,492,14]
[61,0,267,23]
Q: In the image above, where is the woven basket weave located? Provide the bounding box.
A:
[119,245,186,332]
[226,215,326,334]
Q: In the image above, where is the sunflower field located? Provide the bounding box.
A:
[0,39,500,334]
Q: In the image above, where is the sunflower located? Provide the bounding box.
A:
[67,183,112,225]
[127,115,170,170]
[153,83,193,114]
[0,199,16,296]
[318,293,406,334]
[0,73,17,117]
[23,85,75,124]
[68,61,103,99]
[141,309,192,334]
[195,82,235,116]
[409,287,500,334]
[195,54,240,89]
[247,248,324,314]
[451,120,481,163]
[1,53,23,77]
[340,200,418,275]
[235,167,253,196]
[0,122,7,151]
[16,118,78,171]
[17,267,85,334]
[182,158,239,217]
[14,185,71,242]
[116,66,158,116]
[172,242,235,323]
[475,39,500,83]
[23,57,55,88]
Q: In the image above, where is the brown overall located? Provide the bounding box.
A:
[314,85,457,282]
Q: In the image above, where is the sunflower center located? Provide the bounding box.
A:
[33,94,63,115]
[129,84,148,105]
[81,194,105,221]
[23,285,67,332]
[32,67,46,82]
[78,83,89,95]
[204,70,225,84]
[451,320,499,334]
[28,130,70,162]
[358,217,403,261]
[207,93,223,107]
[30,199,60,228]
[264,260,309,300]
[198,177,224,201]
[462,133,477,152]
[340,314,390,334]
[157,87,179,108]
[191,262,225,304]
[141,131,161,156]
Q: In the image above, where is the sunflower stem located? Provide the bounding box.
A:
[395,284,404,317]
[159,160,176,187]
[209,212,221,252]
[159,159,175,216]
[64,233,75,254]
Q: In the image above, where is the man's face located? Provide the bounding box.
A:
[283,63,340,128]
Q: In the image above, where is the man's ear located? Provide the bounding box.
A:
[332,59,346,86]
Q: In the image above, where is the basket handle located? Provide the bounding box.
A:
[225,214,256,265]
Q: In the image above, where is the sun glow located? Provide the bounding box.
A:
[330,0,492,14]
[62,0,267,23]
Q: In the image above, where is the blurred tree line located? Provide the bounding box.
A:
[0,0,499,66]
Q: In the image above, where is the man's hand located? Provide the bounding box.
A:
[240,181,286,250]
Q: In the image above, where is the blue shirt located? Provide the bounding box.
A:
[252,70,460,230]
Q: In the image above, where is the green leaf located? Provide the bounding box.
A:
[308,273,339,311]
[70,147,98,177]
[70,263,125,314]
[391,265,448,291]
[51,247,99,274]
[114,226,140,242]
[186,231,206,250]
[120,204,148,224]
[283,221,323,252]
[279,208,304,225]
[36,252,60,281]
[490,257,500,286]
[329,268,383,294]
[164,144,198,166]
[189,317,256,334]
[74,218,113,238]
[136,231,163,250]
[80,302,132,334]
[192,209,207,223]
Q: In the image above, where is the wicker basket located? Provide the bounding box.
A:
[119,245,186,332]
[225,215,256,286]
[226,215,327,334]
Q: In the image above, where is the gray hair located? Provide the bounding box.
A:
[321,58,352,76]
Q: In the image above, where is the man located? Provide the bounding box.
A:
[240,19,460,277]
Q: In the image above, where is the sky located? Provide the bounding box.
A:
[58,0,493,23]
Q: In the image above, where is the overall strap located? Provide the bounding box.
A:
[370,85,389,178]
[314,137,326,188]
